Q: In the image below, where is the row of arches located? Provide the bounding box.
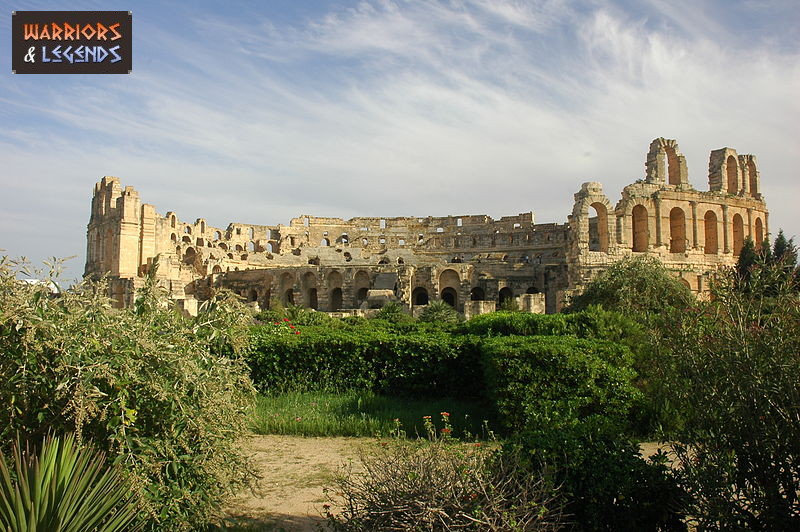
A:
[588,203,764,256]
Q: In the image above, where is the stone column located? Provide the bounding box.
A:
[722,204,730,254]
[690,201,699,249]
[654,198,662,248]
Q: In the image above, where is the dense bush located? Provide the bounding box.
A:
[463,306,645,347]
[248,321,484,398]
[0,258,257,531]
[565,255,694,318]
[418,300,463,324]
[655,264,800,529]
[480,335,639,433]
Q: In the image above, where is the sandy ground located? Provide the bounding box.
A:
[221,436,677,531]
[222,435,371,531]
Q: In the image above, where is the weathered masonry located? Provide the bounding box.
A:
[85,138,768,315]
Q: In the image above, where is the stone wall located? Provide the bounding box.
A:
[85,138,768,313]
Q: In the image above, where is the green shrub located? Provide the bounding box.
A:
[565,255,694,318]
[0,433,145,532]
[418,300,463,324]
[371,300,414,324]
[654,265,800,529]
[0,258,256,531]
[480,335,639,433]
[247,322,484,398]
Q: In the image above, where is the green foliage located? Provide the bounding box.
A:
[463,306,645,348]
[327,436,564,531]
[736,229,799,294]
[480,336,639,434]
[249,391,492,439]
[417,300,463,324]
[256,303,336,326]
[0,433,144,532]
[566,255,694,318]
[247,321,484,398]
[654,265,800,529]
[371,300,414,324]
[0,257,257,530]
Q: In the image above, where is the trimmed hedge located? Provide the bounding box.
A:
[247,324,483,398]
[480,335,639,433]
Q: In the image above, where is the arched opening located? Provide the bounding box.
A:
[266,242,274,253]
[200,221,206,233]
[219,243,228,251]
[214,231,221,240]
[378,258,389,265]
[732,213,744,256]
[470,287,485,301]
[669,207,686,253]
[170,233,177,243]
[748,160,758,196]
[196,238,204,247]
[755,218,764,247]
[182,235,191,244]
[284,289,294,305]
[441,287,457,307]
[248,242,255,252]
[247,289,258,303]
[248,228,255,239]
[412,287,429,306]
[212,265,222,274]
[184,226,192,234]
[679,278,691,290]
[588,202,609,252]
[632,205,649,252]
[726,155,738,194]
[665,146,680,185]
[183,247,196,265]
[356,287,368,306]
[330,288,343,311]
[526,286,539,294]
[170,215,176,228]
[704,211,718,254]
[307,288,318,310]
[320,238,330,247]
[498,287,513,305]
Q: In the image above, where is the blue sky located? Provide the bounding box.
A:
[1,0,798,283]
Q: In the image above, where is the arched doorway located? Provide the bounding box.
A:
[669,207,686,253]
[755,218,764,247]
[284,288,294,305]
[632,205,649,252]
[726,155,738,193]
[732,213,744,256]
[307,288,318,310]
[356,287,368,306]
[470,287,485,301]
[441,287,457,307]
[412,287,429,306]
[498,287,513,306]
[704,211,718,254]
[330,288,343,311]
[588,202,609,252]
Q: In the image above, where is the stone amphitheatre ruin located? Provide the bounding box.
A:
[84,138,768,316]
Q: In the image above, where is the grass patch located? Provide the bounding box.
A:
[250,390,494,439]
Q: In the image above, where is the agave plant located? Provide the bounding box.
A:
[0,434,143,532]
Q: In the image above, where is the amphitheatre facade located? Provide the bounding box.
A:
[84,138,768,316]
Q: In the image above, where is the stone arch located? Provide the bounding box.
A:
[182,235,191,244]
[412,287,429,305]
[726,155,739,194]
[200,221,206,233]
[184,226,192,234]
[247,288,258,303]
[646,138,687,184]
[320,238,330,247]
[748,159,758,196]
[732,213,744,256]
[170,215,176,228]
[498,287,513,305]
[665,145,680,185]
[439,269,460,290]
[754,217,764,247]
[302,271,317,308]
[219,242,228,251]
[212,265,222,274]
[632,204,649,252]
[197,238,204,247]
[704,210,719,254]
[669,207,687,253]
[470,287,485,301]
[170,233,177,243]
[588,202,609,252]
[441,287,457,307]
[214,230,222,240]
[329,288,343,311]
[327,270,343,288]
[678,278,691,290]
[183,247,196,265]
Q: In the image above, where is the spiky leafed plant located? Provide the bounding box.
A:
[0,433,143,532]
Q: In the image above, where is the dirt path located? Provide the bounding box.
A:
[222,435,372,531]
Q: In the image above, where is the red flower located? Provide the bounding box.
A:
[423,415,432,420]
[289,325,295,329]
[440,428,452,434]
[283,318,290,322]
[295,331,301,335]
[440,412,450,417]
